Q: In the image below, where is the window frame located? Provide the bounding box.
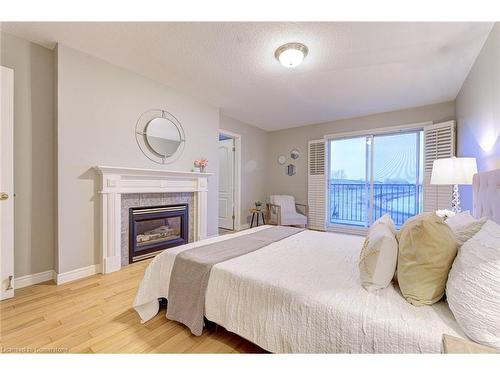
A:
[324,121,430,235]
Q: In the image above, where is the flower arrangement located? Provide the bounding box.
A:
[435,209,455,219]
[194,158,208,172]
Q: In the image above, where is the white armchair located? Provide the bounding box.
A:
[267,195,308,227]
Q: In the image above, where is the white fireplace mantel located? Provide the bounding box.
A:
[95,166,212,274]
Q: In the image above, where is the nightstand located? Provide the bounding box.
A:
[442,334,499,354]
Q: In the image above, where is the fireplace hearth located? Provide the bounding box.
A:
[129,204,189,263]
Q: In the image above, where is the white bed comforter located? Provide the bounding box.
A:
[134,226,465,353]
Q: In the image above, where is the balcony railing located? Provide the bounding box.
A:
[329,182,422,227]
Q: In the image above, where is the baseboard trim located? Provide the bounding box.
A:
[56,264,101,285]
[14,270,56,289]
[14,264,103,288]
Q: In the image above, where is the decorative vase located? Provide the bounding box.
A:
[193,167,201,173]
[200,166,206,173]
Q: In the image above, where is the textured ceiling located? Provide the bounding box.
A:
[1,22,493,131]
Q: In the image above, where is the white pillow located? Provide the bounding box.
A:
[373,213,397,234]
[445,211,487,246]
[446,220,500,349]
[452,217,488,246]
[359,214,398,292]
[445,211,476,230]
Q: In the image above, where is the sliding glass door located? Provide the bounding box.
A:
[329,136,370,227]
[328,129,423,230]
[371,131,423,226]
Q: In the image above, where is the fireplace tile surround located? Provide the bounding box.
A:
[95,166,211,274]
[121,193,195,265]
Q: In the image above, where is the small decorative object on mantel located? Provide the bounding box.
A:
[277,155,286,165]
[193,158,208,173]
[287,164,296,176]
[255,201,263,210]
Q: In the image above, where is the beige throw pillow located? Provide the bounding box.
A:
[359,214,398,292]
[397,213,458,306]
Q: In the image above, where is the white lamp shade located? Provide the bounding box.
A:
[430,157,478,185]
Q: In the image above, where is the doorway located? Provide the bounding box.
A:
[218,130,241,232]
[1,66,14,300]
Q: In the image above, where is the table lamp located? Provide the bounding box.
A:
[430,157,477,213]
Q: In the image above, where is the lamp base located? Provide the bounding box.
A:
[451,184,461,214]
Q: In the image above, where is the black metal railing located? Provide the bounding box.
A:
[329,182,422,227]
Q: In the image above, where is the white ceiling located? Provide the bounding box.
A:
[1,22,494,131]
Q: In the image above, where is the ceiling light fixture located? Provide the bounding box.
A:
[275,42,308,68]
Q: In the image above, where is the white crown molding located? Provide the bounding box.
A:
[14,270,56,289]
[56,264,101,285]
[95,166,212,275]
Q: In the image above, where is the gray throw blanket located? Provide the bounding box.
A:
[166,226,305,335]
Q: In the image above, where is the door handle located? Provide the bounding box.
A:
[0,192,8,201]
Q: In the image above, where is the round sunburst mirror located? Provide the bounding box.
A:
[135,109,185,164]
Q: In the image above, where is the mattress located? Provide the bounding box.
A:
[134,225,466,353]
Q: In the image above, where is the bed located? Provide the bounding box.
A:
[133,169,500,353]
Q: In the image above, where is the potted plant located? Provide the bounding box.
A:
[255,201,263,210]
[194,158,208,173]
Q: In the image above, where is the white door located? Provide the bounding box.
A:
[218,138,235,230]
[1,66,14,300]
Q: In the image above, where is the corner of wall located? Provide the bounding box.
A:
[455,23,500,211]
[54,43,60,273]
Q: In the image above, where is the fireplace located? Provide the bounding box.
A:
[96,166,210,274]
[129,204,189,263]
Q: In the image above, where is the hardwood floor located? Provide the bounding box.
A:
[218,227,235,235]
[0,260,265,353]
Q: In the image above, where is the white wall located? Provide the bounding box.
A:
[266,102,455,205]
[0,32,55,278]
[56,45,220,273]
[456,23,500,211]
[220,114,269,226]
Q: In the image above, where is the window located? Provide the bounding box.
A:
[328,129,423,230]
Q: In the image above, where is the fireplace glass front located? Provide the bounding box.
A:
[129,204,188,263]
